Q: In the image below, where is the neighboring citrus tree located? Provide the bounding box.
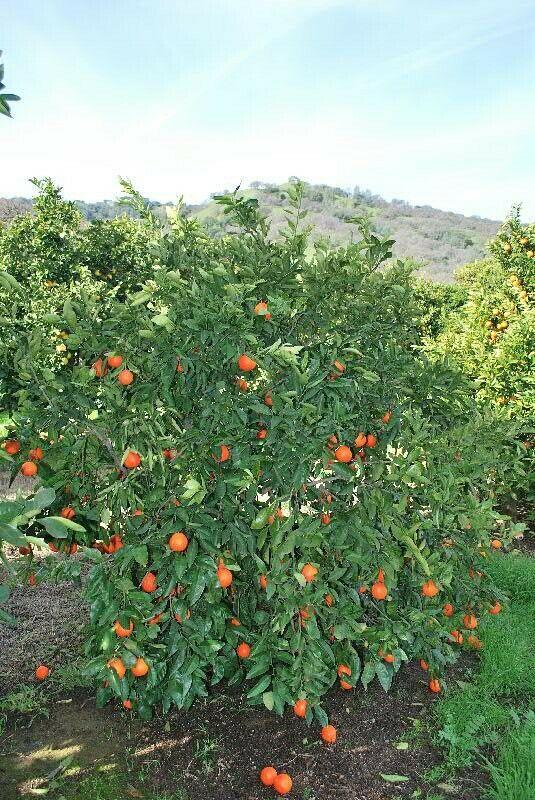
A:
[4,183,526,725]
[428,209,534,416]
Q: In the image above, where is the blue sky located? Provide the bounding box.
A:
[2,0,535,218]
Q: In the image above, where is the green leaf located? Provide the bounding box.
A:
[247,675,271,698]
[40,516,86,538]
[0,523,27,546]
[379,774,409,783]
[262,691,274,711]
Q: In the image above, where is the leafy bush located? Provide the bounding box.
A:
[428,209,534,416]
[4,184,525,722]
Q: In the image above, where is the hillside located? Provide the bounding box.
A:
[0,180,500,281]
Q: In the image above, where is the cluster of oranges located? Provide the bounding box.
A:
[3,438,44,477]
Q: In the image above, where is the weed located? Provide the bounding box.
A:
[484,714,535,800]
[0,685,49,718]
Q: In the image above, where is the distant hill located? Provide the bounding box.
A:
[0,180,500,281]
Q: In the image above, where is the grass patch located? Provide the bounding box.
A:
[484,713,535,800]
[55,770,190,800]
[433,549,535,796]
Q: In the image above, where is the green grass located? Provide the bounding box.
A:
[484,714,535,800]
[55,771,189,800]
[433,549,535,796]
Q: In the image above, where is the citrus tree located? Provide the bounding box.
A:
[5,183,525,724]
[0,50,20,118]
[429,208,534,416]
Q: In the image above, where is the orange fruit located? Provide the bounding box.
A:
[429,678,441,693]
[92,358,107,377]
[35,665,50,681]
[264,392,273,407]
[141,572,157,593]
[218,444,231,463]
[236,377,249,391]
[463,614,478,630]
[60,506,76,520]
[422,579,439,598]
[334,445,352,463]
[114,620,134,638]
[419,659,429,671]
[450,630,463,644]
[169,531,189,552]
[443,603,454,617]
[237,354,257,372]
[366,433,377,448]
[490,539,502,549]
[354,432,367,448]
[148,613,163,625]
[132,508,143,517]
[3,439,21,455]
[467,634,483,650]
[107,657,126,679]
[21,461,38,477]
[339,679,352,690]
[254,301,268,315]
[321,724,337,744]
[256,428,268,440]
[489,601,501,615]
[118,369,134,386]
[18,545,32,555]
[321,512,331,525]
[28,447,44,461]
[382,652,394,664]
[123,450,141,469]
[382,410,392,423]
[217,565,233,588]
[333,359,345,373]
[377,568,385,582]
[301,563,318,582]
[122,699,132,709]
[293,698,307,718]
[162,448,176,460]
[236,642,251,659]
[273,773,293,795]
[324,594,333,607]
[259,574,268,590]
[230,617,241,627]
[337,664,351,678]
[371,581,388,600]
[131,657,149,677]
[107,355,123,368]
[260,766,278,787]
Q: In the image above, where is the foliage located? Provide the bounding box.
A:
[427,209,535,417]
[4,182,526,722]
[80,216,155,294]
[412,279,468,338]
[0,486,60,623]
[0,51,20,118]
[485,714,535,800]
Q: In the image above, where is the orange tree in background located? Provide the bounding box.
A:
[429,207,534,416]
[4,183,527,723]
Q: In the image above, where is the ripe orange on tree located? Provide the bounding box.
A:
[107,354,123,368]
[334,445,352,463]
[131,657,150,677]
[463,614,478,630]
[429,678,441,693]
[60,506,76,520]
[236,642,251,659]
[366,433,377,448]
[371,581,388,600]
[114,620,134,638]
[141,572,157,592]
[117,369,134,386]
[293,698,307,718]
[422,579,439,598]
[3,439,21,455]
[28,446,44,461]
[123,450,141,469]
[489,601,501,615]
[301,563,318,582]
[217,564,233,588]
[443,602,454,617]
[20,461,38,476]
[218,444,231,463]
[107,657,126,679]
[168,531,189,552]
[354,432,367,448]
[237,353,257,372]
